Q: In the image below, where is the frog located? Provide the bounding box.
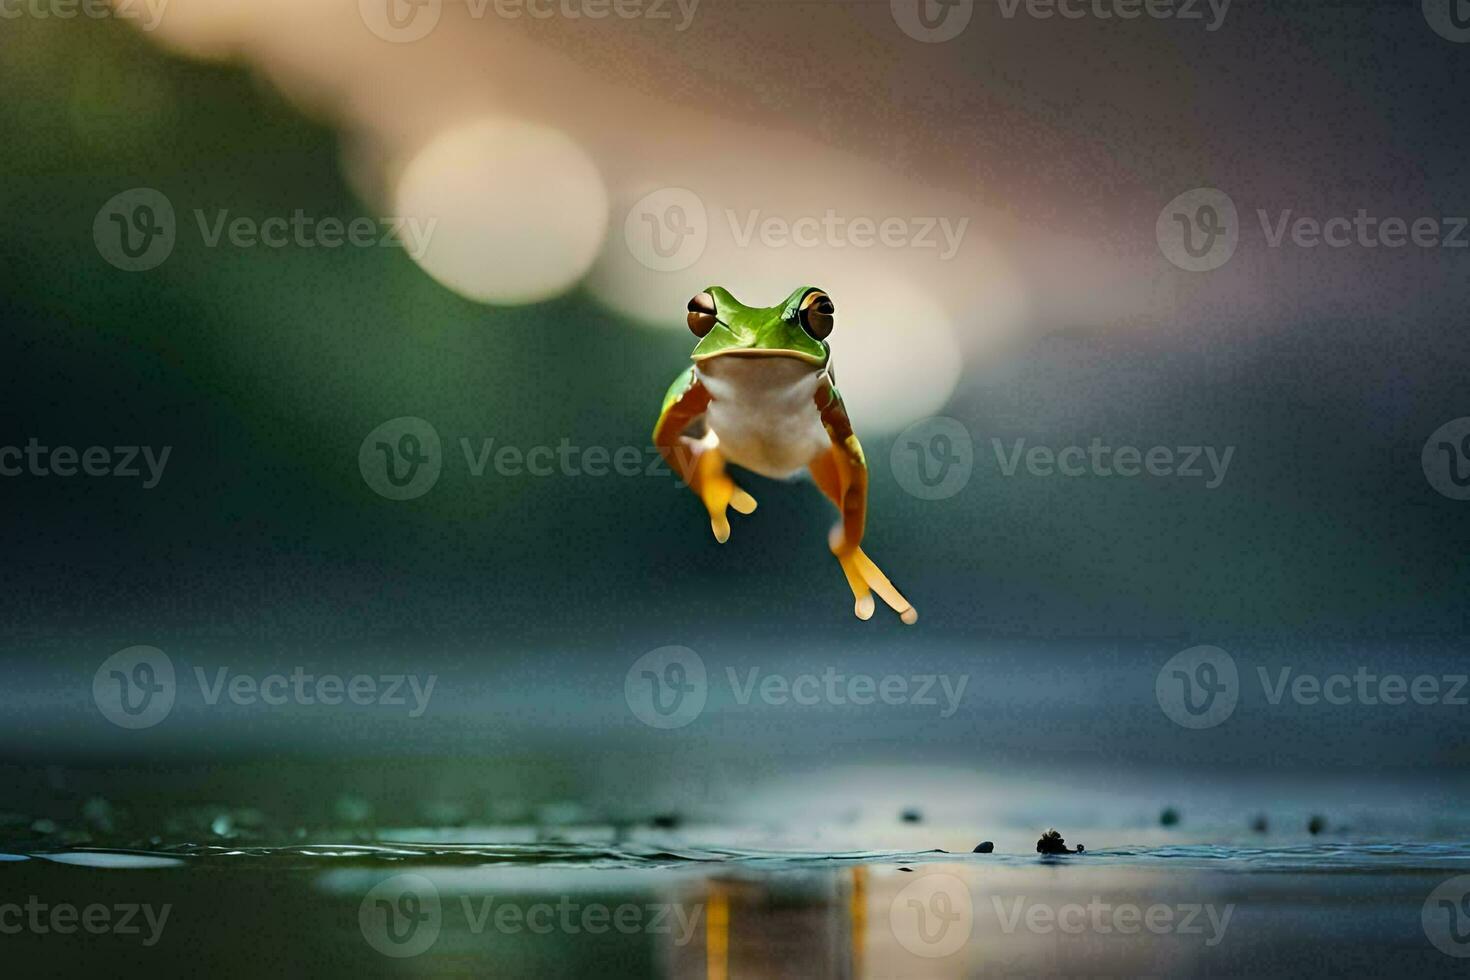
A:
[652,286,917,624]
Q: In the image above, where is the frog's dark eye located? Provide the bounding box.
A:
[798,290,834,340]
[687,291,717,337]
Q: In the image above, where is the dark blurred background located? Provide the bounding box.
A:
[2,0,1469,839]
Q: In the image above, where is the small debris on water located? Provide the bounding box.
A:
[973,841,994,853]
[1307,815,1327,835]
[1250,814,1269,833]
[900,808,922,824]
[1036,829,1084,855]
[1160,807,1180,827]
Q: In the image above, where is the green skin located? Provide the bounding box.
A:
[655,285,831,417]
[690,284,829,365]
[651,286,917,624]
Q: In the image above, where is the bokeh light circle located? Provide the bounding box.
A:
[394,119,608,305]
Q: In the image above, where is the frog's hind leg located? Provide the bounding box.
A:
[809,449,916,624]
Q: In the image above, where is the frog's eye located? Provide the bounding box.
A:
[798,290,835,340]
[687,291,717,337]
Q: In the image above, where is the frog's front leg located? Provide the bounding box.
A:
[653,368,757,543]
[811,382,917,624]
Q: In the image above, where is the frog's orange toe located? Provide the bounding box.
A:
[840,540,905,625]
[729,488,758,515]
[694,446,755,542]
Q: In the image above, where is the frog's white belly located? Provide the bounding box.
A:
[696,356,831,479]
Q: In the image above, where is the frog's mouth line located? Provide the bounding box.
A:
[692,348,826,366]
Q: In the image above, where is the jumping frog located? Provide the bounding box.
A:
[652,286,917,624]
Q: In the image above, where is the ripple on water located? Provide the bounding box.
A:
[9,839,1468,874]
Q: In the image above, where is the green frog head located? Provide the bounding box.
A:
[685,286,834,367]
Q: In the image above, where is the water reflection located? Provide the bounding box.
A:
[4,842,1469,977]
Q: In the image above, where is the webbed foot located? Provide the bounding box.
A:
[693,441,757,544]
[828,525,917,624]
